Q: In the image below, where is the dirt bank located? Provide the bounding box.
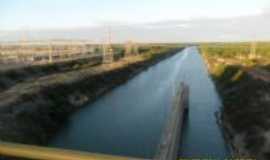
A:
[204,53,270,159]
[0,48,183,146]
[0,55,102,92]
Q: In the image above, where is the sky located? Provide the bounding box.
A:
[1,0,270,42]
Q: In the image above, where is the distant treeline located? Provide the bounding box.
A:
[200,42,270,58]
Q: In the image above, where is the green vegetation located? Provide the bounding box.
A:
[201,42,270,58]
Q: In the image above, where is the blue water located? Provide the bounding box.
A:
[50,47,229,159]
[178,48,229,158]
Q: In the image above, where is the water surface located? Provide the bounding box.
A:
[50,47,229,158]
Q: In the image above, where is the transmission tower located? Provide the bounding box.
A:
[125,41,133,56]
[125,40,138,57]
[102,27,114,64]
[133,42,139,55]
[19,30,28,62]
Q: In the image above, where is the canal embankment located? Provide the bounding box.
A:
[201,44,270,159]
[0,47,183,146]
[0,55,102,92]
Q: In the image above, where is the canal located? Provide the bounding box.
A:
[49,47,229,159]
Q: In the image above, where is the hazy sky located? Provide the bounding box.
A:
[1,0,270,30]
[1,0,270,42]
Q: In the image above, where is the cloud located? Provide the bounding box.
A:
[1,12,270,43]
[140,22,191,29]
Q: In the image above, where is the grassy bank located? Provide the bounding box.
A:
[0,45,184,146]
[201,43,270,159]
[0,56,103,92]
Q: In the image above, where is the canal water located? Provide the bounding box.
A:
[49,47,229,158]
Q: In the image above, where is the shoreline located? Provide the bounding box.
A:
[203,55,241,157]
[202,47,270,159]
[206,63,246,157]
